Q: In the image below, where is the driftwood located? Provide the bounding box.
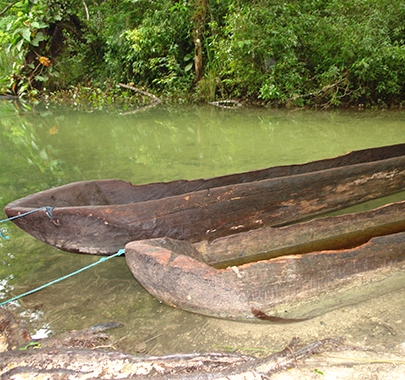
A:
[118,83,162,115]
[0,337,342,379]
[208,100,242,109]
[0,307,346,379]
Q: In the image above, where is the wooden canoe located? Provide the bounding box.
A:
[125,200,405,322]
[4,143,405,254]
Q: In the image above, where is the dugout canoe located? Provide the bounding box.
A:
[125,200,405,322]
[4,143,405,254]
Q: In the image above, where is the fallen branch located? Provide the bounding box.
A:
[157,337,343,380]
[118,83,162,115]
[284,74,354,108]
[81,0,89,21]
[1,308,344,379]
[0,349,253,379]
[289,78,347,101]
[0,1,18,17]
[208,100,242,109]
[0,337,343,379]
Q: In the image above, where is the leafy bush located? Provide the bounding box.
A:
[2,0,405,106]
[210,0,405,106]
[0,25,14,90]
[0,0,64,96]
[120,1,194,93]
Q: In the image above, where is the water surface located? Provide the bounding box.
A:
[1,100,404,356]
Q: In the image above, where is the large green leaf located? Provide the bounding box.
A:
[31,31,46,47]
[21,27,31,42]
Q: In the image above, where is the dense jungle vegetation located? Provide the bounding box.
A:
[1,0,405,107]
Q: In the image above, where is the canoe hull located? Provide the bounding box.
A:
[4,144,405,254]
[125,231,405,322]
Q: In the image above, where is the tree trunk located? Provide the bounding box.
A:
[192,0,208,83]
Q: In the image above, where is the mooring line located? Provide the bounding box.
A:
[0,249,125,306]
[0,230,9,240]
[0,206,56,239]
[0,206,55,224]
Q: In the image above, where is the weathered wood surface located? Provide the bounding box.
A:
[0,349,252,379]
[125,230,405,321]
[0,337,341,379]
[195,200,405,267]
[4,143,405,254]
[2,309,341,378]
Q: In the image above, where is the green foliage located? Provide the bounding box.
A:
[0,28,15,89]
[221,3,309,100]
[300,0,405,106]
[120,1,194,93]
[1,0,405,106]
[0,0,66,96]
[211,0,405,106]
[47,82,148,113]
[50,0,195,93]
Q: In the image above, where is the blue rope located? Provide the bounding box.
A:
[0,206,56,239]
[0,229,9,240]
[0,206,55,224]
[0,249,125,306]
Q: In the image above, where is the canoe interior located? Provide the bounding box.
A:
[194,200,405,268]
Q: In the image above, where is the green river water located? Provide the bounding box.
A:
[0,100,404,357]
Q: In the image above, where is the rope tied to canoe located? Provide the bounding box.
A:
[0,249,125,307]
[0,206,57,240]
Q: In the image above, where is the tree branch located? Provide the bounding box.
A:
[0,1,18,17]
[81,0,89,21]
[118,83,162,115]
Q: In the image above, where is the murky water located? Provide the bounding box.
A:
[1,100,404,357]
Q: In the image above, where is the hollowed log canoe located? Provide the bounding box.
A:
[125,200,405,322]
[4,143,405,254]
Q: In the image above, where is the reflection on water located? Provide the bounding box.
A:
[0,100,405,356]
